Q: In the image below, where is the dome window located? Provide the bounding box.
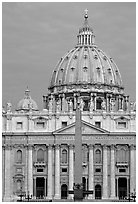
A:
[96,67,100,73]
[110,58,113,62]
[83,66,88,72]
[74,55,77,59]
[71,67,75,71]
[66,56,69,60]
[61,68,64,72]
[59,80,62,84]
[92,48,95,51]
[84,54,87,59]
[103,56,107,60]
[115,70,118,74]
[94,55,98,59]
[108,68,111,73]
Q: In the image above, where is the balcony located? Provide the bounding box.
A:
[33,161,46,167]
[116,162,128,167]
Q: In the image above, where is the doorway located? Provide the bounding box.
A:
[61,184,68,199]
[95,184,102,199]
[36,177,45,198]
[118,178,127,199]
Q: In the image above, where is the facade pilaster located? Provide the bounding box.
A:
[102,145,108,199]
[110,145,115,199]
[3,145,11,201]
[130,145,136,193]
[47,145,53,199]
[54,144,60,199]
[68,145,74,199]
[28,145,33,196]
[2,146,5,201]
[25,145,28,194]
[88,144,94,199]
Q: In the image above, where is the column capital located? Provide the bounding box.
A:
[130,144,136,150]
[111,144,115,150]
[55,144,60,149]
[69,144,74,149]
[103,144,108,150]
[88,144,94,150]
[28,144,33,150]
[48,144,53,150]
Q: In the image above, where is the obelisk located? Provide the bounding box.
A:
[74,96,83,200]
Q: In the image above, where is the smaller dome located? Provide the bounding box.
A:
[16,88,38,111]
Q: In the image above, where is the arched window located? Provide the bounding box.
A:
[37,149,44,162]
[17,150,22,163]
[62,149,67,163]
[17,180,21,191]
[95,149,101,163]
[96,98,102,110]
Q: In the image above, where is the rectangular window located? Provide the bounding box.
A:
[62,168,67,173]
[37,168,43,172]
[119,168,126,173]
[118,122,127,129]
[62,122,67,128]
[95,122,101,128]
[16,122,23,130]
[16,168,22,173]
[36,122,45,129]
[95,168,101,173]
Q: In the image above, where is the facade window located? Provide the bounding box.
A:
[62,149,67,163]
[16,168,22,173]
[117,148,127,163]
[62,121,67,128]
[117,121,127,129]
[95,168,101,173]
[17,180,21,191]
[17,150,22,163]
[16,122,23,130]
[62,168,67,173]
[37,168,43,172]
[37,149,44,162]
[96,98,102,110]
[119,168,126,173]
[95,149,101,163]
[36,122,45,129]
[95,122,101,128]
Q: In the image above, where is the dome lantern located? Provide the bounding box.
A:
[77,9,95,46]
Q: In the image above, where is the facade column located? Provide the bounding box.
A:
[47,145,53,199]
[25,145,28,194]
[2,146,5,200]
[68,145,74,199]
[3,145,11,201]
[110,145,116,199]
[45,177,47,198]
[88,144,94,199]
[34,178,36,198]
[102,145,108,199]
[28,145,33,196]
[54,145,60,199]
[130,145,136,193]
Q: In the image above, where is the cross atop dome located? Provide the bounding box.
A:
[84,8,88,18]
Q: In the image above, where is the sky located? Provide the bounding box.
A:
[2,2,136,110]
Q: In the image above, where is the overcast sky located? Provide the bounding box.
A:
[2,2,136,110]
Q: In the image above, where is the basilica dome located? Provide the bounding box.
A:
[49,11,124,95]
[16,88,38,111]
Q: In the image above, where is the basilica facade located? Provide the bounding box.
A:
[2,11,136,202]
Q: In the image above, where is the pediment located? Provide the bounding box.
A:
[32,116,48,121]
[114,116,130,121]
[54,120,109,135]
